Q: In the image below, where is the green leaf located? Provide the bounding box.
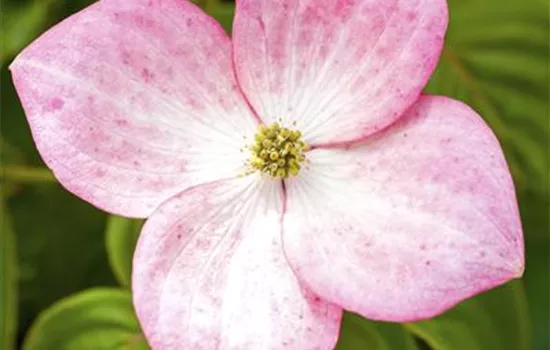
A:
[23,288,149,350]
[524,241,549,350]
[198,0,235,34]
[0,0,98,66]
[0,0,57,66]
[426,0,549,194]
[0,137,25,165]
[1,67,43,164]
[105,216,143,288]
[1,138,27,198]
[336,312,417,350]
[520,190,550,350]
[406,281,531,350]
[8,184,115,335]
[0,201,18,350]
[208,4,235,34]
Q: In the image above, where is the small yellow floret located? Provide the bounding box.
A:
[246,122,308,178]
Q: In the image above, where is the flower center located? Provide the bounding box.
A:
[247,122,308,178]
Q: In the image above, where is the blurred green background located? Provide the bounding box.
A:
[0,0,548,349]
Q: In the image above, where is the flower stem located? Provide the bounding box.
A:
[1,165,56,183]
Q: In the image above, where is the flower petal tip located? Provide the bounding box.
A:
[510,259,525,279]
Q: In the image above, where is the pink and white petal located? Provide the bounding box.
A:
[233,0,447,145]
[282,95,524,322]
[133,175,341,350]
[10,0,257,218]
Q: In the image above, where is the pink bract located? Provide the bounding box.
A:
[10,0,524,349]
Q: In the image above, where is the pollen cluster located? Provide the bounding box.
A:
[247,123,308,178]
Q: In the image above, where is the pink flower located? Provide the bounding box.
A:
[10,0,524,348]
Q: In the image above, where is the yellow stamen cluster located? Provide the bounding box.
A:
[248,123,308,178]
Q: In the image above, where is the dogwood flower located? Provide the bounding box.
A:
[10,0,524,348]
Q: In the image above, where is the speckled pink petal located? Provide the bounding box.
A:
[132,175,341,350]
[232,0,447,145]
[10,0,257,218]
[282,95,524,322]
